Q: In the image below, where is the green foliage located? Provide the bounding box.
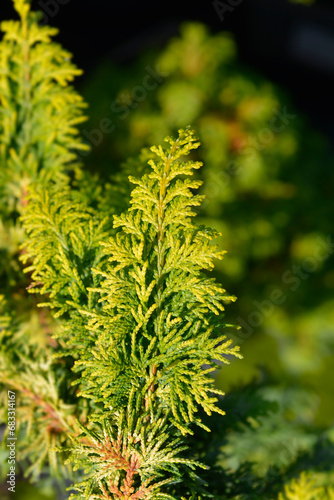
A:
[21,126,242,498]
[0,0,88,218]
[21,181,110,319]
[81,20,334,428]
[0,0,91,488]
[1,2,333,499]
[65,412,208,500]
[0,292,78,481]
[278,472,334,500]
[0,0,90,299]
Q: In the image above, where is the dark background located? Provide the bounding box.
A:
[1,0,334,145]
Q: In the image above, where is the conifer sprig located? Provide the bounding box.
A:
[64,410,207,500]
[86,127,241,434]
[0,0,92,482]
[0,294,82,480]
[21,127,241,497]
[20,180,110,338]
[0,0,89,216]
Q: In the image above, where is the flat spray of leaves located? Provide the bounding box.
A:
[22,127,241,498]
[0,0,88,214]
[85,127,241,435]
[0,0,90,482]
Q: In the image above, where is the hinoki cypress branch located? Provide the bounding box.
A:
[22,127,242,499]
[1,1,242,497]
[0,0,92,481]
[1,2,332,499]
[0,0,89,218]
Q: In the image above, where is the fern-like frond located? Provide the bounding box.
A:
[65,409,207,500]
[21,126,241,496]
[0,293,82,480]
[83,127,241,431]
[20,180,110,339]
[0,0,89,217]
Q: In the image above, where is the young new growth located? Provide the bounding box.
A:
[0,0,88,216]
[0,0,90,483]
[1,1,333,499]
[0,0,241,497]
[22,127,241,498]
[86,128,241,430]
